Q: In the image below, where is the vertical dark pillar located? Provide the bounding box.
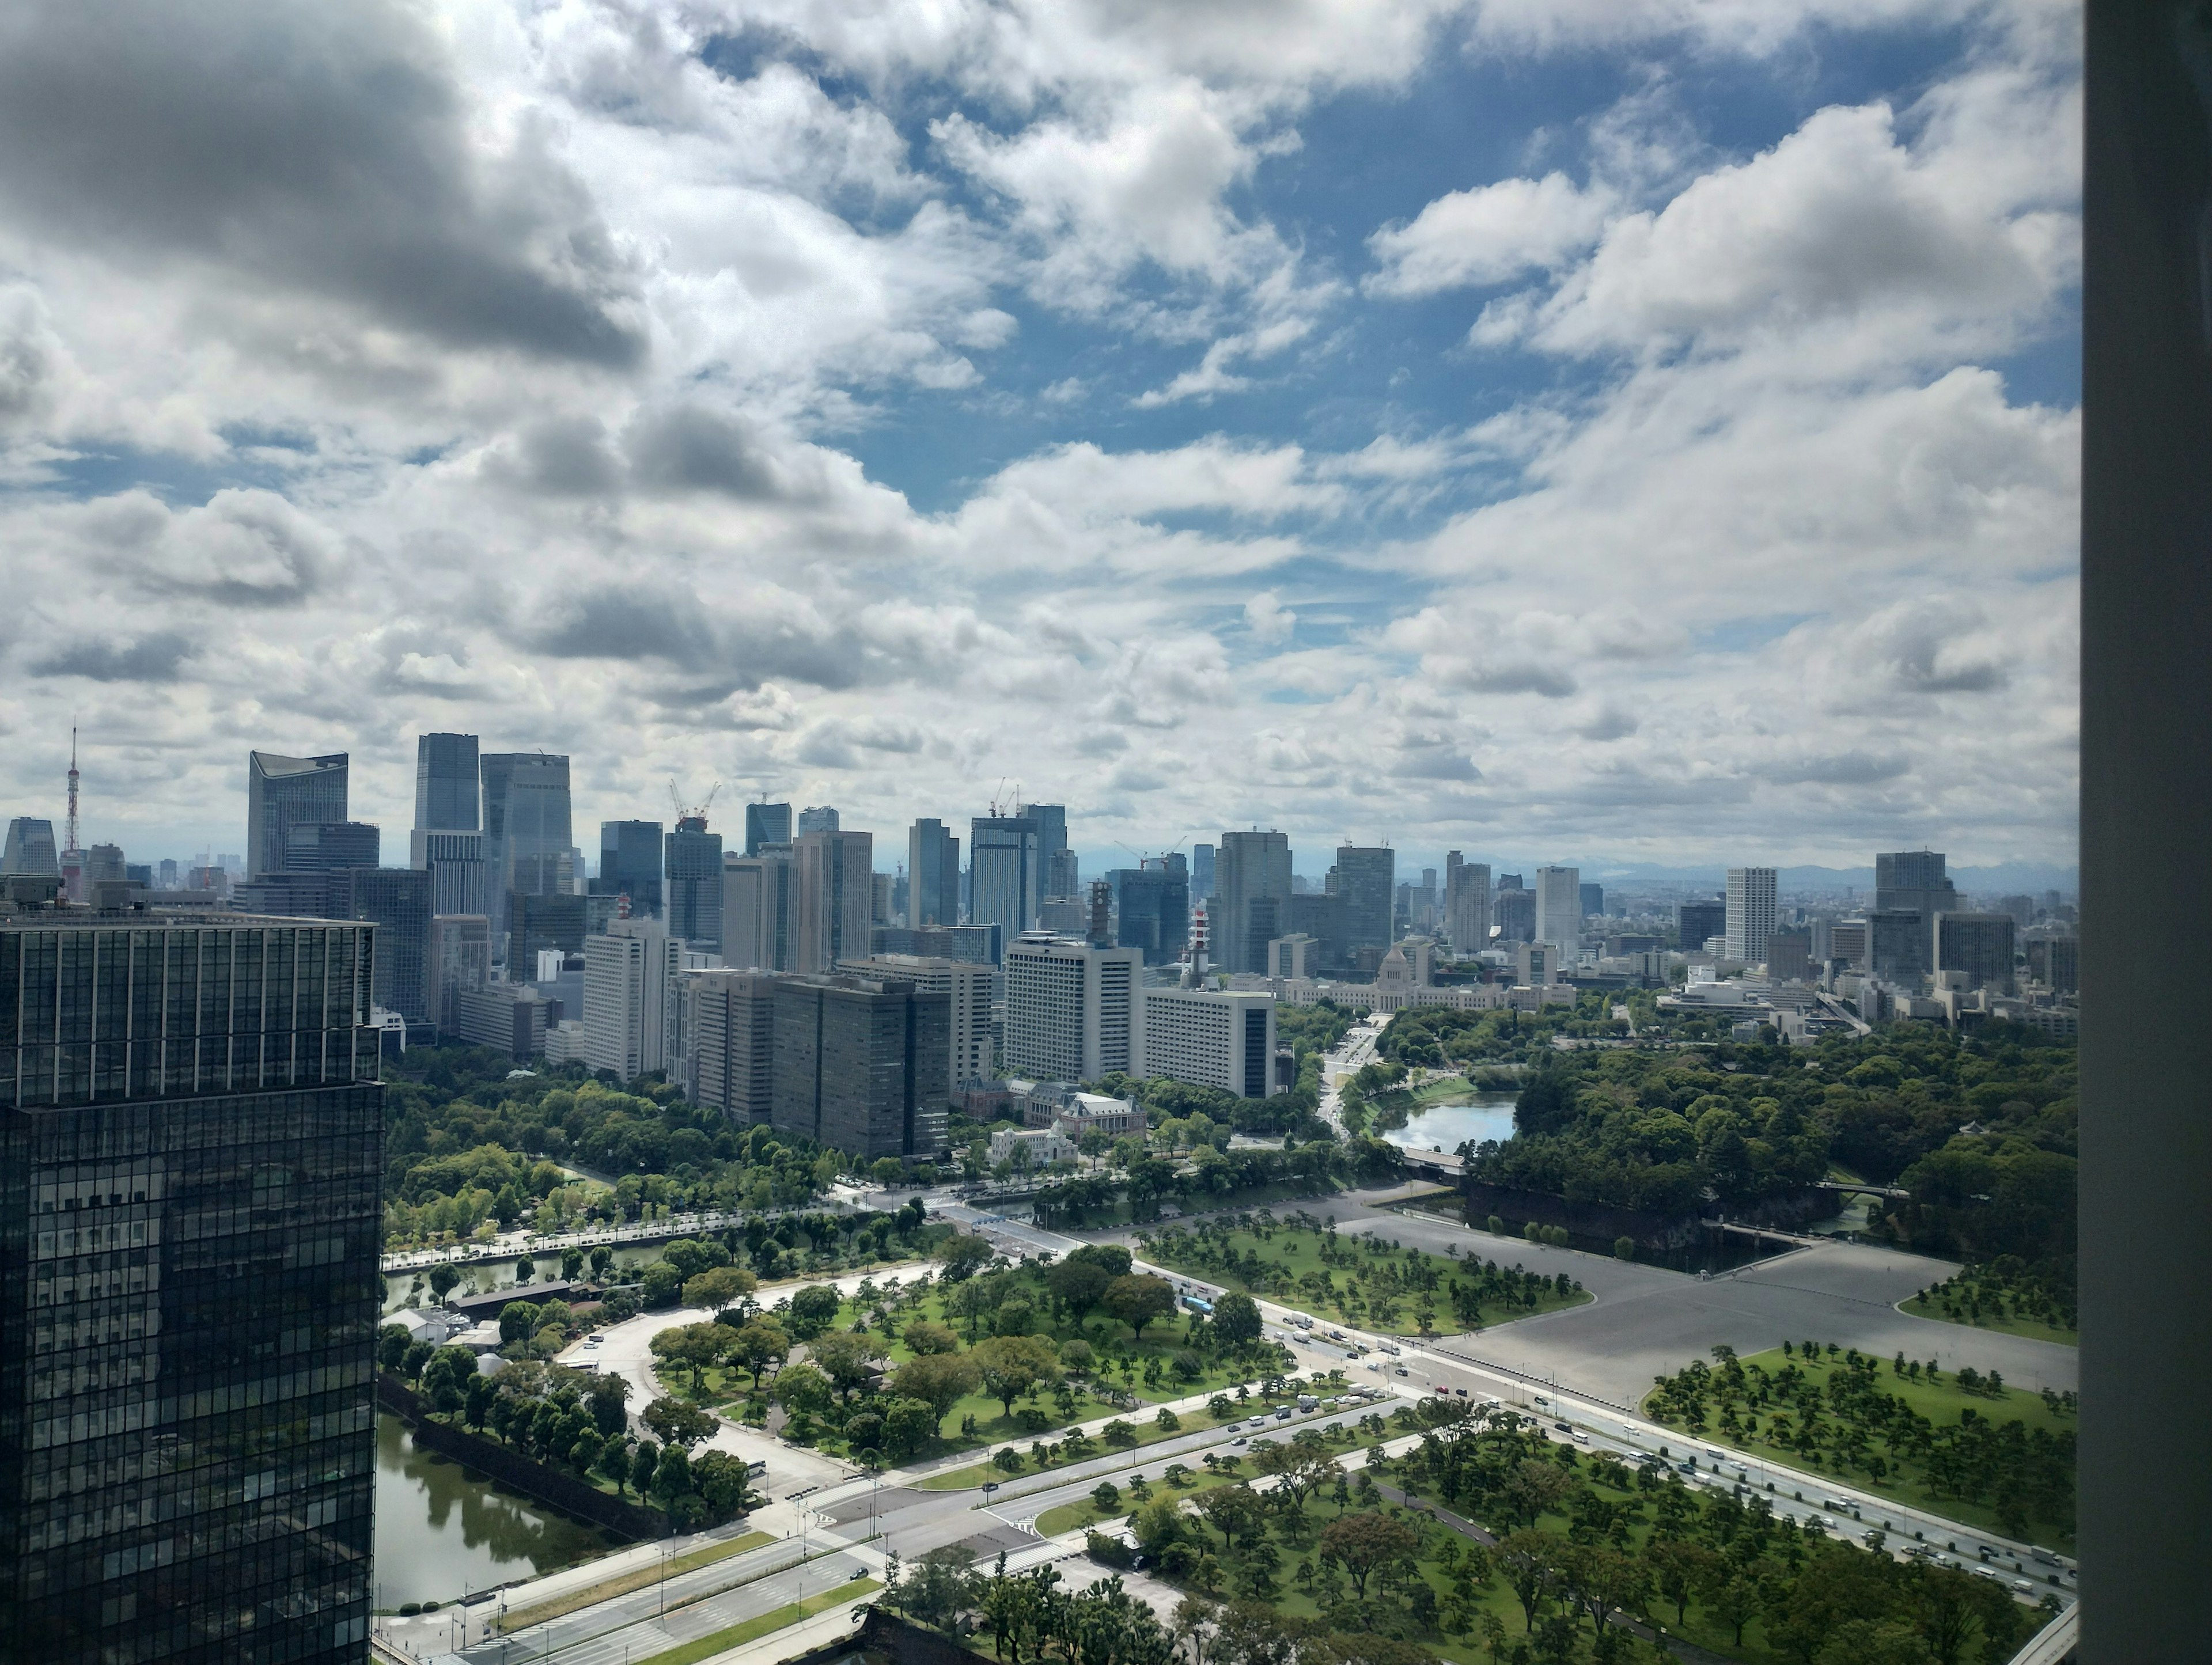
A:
[2080,2,2212,1655]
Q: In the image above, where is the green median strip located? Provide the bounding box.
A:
[631,1580,881,1665]
[497,1531,777,1632]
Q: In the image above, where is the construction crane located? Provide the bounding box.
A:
[986,777,1013,818]
[669,779,721,828]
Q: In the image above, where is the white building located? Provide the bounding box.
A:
[543,1019,588,1065]
[582,916,682,1082]
[838,953,995,1094]
[1514,940,1558,987]
[988,1125,1078,1170]
[1533,866,1582,954]
[1141,985,1275,1099]
[1725,866,1779,965]
[1003,932,1144,1082]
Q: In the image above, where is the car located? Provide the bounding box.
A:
[1806,1516,1832,1532]
[1232,1436,1248,1447]
[1393,1366,1410,1376]
[1553,1421,1573,1434]
[1824,1497,1854,1513]
[1275,1407,1293,1420]
[1224,1422,1243,1433]
[1572,1431,1590,1445]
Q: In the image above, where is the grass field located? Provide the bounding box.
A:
[1897,1295,2077,1346]
[495,1531,777,1632]
[912,1403,1230,1490]
[1033,1463,1244,1535]
[631,1577,880,1665]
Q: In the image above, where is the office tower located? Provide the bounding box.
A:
[156,859,179,889]
[794,829,872,974]
[685,970,780,1123]
[1579,882,1604,919]
[1533,866,1582,951]
[1491,883,1535,943]
[1268,934,1318,979]
[0,911,380,1664]
[1724,867,1779,964]
[451,984,555,1057]
[1287,890,1344,970]
[796,805,839,835]
[1190,842,1215,901]
[770,972,950,1158]
[1142,987,1275,1098]
[230,871,343,919]
[412,732,479,831]
[1767,927,1813,983]
[869,923,1002,966]
[83,843,126,886]
[282,820,380,873]
[410,828,488,917]
[1330,845,1395,955]
[1936,913,2017,992]
[582,916,682,1082]
[2,817,59,876]
[510,890,587,968]
[907,818,960,928]
[1003,932,1143,1082]
[836,954,995,1095]
[344,866,432,1022]
[1018,801,1070,896]
[246,749,349,876]
[1867,908,1929,981]
[1046,849,1080,899]
[744,802,793,857]
[1087,879,1114,948]
[970,813,1041,944]
[2026,935,2079,993]
[1036,897,1088,935]
[1495,872,1523,890]
[1108,862,1191,965]
[1515,941,1556,985]
[480,752,573,961]
[1214,830,1293,976]
[1831,919,1870,968]
[1676,898,1727,951]
[1874,849,1958,964]
[871,873,895,925]
[1445,856,1490,954]
[724,847,796,971]
[428,913,491,1030]
[665,817,724,951]
[596,820,665,919]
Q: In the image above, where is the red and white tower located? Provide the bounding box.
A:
[59,726,85,902]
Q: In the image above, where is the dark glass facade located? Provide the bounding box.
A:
[411,734,479,834]
[245,754,349,880]
[594,821,664,920]
[0,915,383,1665]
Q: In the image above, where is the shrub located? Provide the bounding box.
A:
[1488,1215,1505,1234]
[1524,1220,1543,1242]
[1614,1236,1636,1261]
[1086,1531,1137,1569]
[1155,1408,1181,1432]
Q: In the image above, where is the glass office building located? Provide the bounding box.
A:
[0,911,384,1664]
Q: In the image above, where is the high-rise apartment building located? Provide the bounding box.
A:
[0,912,382,1664]
[596,820,665,919]
[970,813,1041,945]
[770,973,949,1159]
[906,818,961,928]
[838,954,995,1095]
[684,970,779,1124]
[1142,987,1274,1099]
[744,802,793,856]
[1213,830,1292,975]
[582,916,683,1082]
[796,806,840,835]
[794,829,872,974]
[1444,855,1490,954]
[481,752,573,961]
[410,828,488,917]
[665,817,724,952]
[412,732,480,832]
[428,913,491,1030]
[723,847,796,971]
[344,866,432,1022]
[1725,866,1779,965]
[1533,866,1581,952]
[2,817,59,876]
[1108,861,1190,965]
[245,749,349,877]
[1003,932,1143,1083]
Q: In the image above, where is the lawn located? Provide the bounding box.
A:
[1899,1264,2078,1347]
[632,1577,880,1665]
[495,1531,777,1632]
[1138,1211,1592,1337]
[1899,1295,2077,1346]
[1643,1344,2077,1551]
[1036,1463,1244,1534]
[912,1402,1229,1490]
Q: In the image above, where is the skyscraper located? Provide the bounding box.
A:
[245,749,349,877]
[1003,932,1143,1082]
[481,752,573,962]
[410,828,488,917]
[685,970,779,1124]
[1018,802,1070,897]
[724,847,796,971]
[1214,830,1292,975]
[770,972,949,1159]
[796,805,840,835]
[582,916,683,1082]
[429,913,491,1030]
[794,828,873,974]
[345,866,433,1022]
[744,802,793,857]
[1676,897,1726,951]
[1936,913,2017,992]
[1108,860,1191,965]
[596,820,665,919]
[2,817,59,876]
[1444,855,1491,954]
[412,731,479,831]
[0,912,381,1664]
[1190,841,1215,901]
[906,818,961,928]
[282,820,380,873]
[836,954,996,1097]
[1331,845,1396,955]
[1725,866,1779,965]
[1874,850,1959,966]
[971,813,1041,945]
[1579,882,1605,919]
[665,816,725,952]
[1533,866,1582,951]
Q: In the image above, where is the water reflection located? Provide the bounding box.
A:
[1380,1095,1520,1156]
[374,1414,616,1607]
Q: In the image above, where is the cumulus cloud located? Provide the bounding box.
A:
[1366,172,1615,295]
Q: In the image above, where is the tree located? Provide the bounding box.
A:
[1194,1486,1265,1552]
[1252,1443,1337,1512]
[772,1361,833,1420]
[1647,1541,1719,1626]
[937,1233,997,1281]
[1503,1456,1574,1527]
[1046,1257,1114,1326]
[810,1330,887,1401]
[972,1334,1063,1417]
[1103,1274,1177,1340]
[684,1264,757,1314]
[640,1262,684,1309]
[419,1344,479,1414]
[896,1546,980,1629]
[596,1438,632,1496]
[1497,1531,1562,1634]
[376,1323,412,1373]
[903,1319,962,1356]
[787,1283,843,1340]
[514,1255,536,1284]
[429,1264,462,1302]
[586,1371,633,1438]
[1317,1511,1419,1599]
[630,1440,660,1497]
[642,1395,718,1451]
[498,1300,543,1345]
[651,1321,739,1393]
[892,1352,984,1435]
[1211,1293,1262,1347]
[882,1398,940,1462]
[730,1319,791,1388]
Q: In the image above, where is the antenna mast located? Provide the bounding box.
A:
[64,726,80,854]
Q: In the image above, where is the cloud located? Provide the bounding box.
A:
[1366,172,1615,295]
[31,631,196,684]
[1244,590,1297,643]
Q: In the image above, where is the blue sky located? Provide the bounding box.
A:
[0,1,2080,882]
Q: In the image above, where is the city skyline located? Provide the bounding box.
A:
[0,4,2078,873]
